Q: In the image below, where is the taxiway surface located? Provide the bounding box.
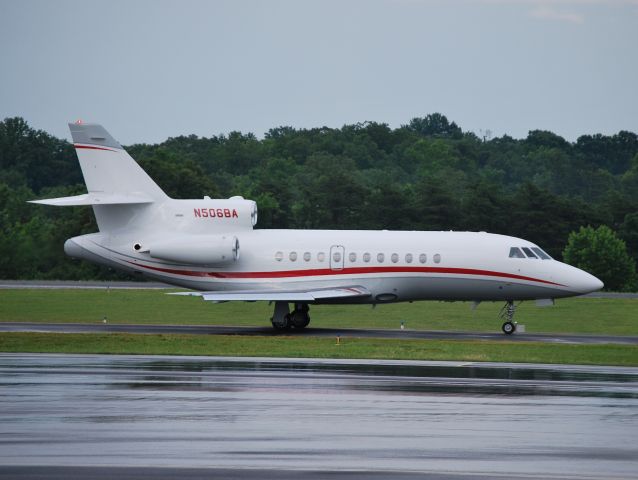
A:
[1,354,637,479]
[1,321,637,344]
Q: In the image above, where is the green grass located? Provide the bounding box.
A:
[0,289,636,335]
[1,332,637,366]
[2,289,637,365]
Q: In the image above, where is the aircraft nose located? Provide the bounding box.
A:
[588,274,604,293]
[574,269,604,294]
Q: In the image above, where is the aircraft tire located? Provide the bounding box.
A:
[290,310,310,329]
[271,314,292,331]
[502,321,516,335]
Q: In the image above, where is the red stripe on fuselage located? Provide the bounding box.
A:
[74,144,117,152]
[124,261,565,287]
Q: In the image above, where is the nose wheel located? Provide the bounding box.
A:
[499,301,517,335]
[502,321,516,334]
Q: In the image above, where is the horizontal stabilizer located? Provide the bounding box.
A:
[29,192,154,206]
[170,286,371,302]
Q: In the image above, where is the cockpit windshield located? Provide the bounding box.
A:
[509,246,552,260]
[531,247,552,260]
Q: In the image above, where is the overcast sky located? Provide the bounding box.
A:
[1,0,636,144]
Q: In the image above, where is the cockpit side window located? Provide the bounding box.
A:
[531,247,551,260]
[521,247,538,259]
[509,247,525,258]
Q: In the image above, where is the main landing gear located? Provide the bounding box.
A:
[270,302,311,330]
[499,300,517,335]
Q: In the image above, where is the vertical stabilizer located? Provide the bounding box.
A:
[69,122,168,202]
[67,123,168,232]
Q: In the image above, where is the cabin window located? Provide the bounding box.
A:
[433,253,441,264]
[289,251,297,262]
[377,253,385,263]
[405,253,413,263]
[509,247,525,258]
[363,252,371,263]
[521,247,538,259]
[349,252,357,262]
[333,251,342,263]
[391,253,399,263]
[317,252,326,262]
[303,252,311,262]
[275,251,283,262]
[419,253,427,264]
[532,247,551,260]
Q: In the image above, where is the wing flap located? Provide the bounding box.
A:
[169,286,371,302]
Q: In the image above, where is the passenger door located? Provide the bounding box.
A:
[330,245,345,271]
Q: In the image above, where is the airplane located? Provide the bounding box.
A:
[30,122,604,334]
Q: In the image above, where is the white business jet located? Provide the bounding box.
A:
[31,123,604,334]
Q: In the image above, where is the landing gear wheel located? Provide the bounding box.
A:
[502,321,516,335]
[290,310,310,329]
[270,302,311,330]
[289,303,311,329]
[271,313,291,331]
[271,301,292,330]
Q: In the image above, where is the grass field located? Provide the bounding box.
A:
[1,332,637,366]
[0,289,636,335]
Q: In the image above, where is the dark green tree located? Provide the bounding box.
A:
[138,149,219,199]
[292,153,367,229]
[619,212,638,261]
[563,225,637,292]
[404,113,462,138]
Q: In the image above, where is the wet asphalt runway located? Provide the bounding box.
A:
[1,354,637,479]
[2,321,637,345]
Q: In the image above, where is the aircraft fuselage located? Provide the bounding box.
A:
[65,227,602,303]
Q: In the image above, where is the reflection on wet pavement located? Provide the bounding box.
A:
[1,354,637,479]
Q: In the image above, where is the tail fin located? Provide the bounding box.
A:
[68,123,167,201]
[30,123,168,232]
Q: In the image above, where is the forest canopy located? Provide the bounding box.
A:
[1,114,636,289]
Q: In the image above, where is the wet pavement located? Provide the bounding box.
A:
[1,354,637,479]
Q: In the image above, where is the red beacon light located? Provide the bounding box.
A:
[75,119,83,125]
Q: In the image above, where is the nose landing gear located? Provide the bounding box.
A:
[270,301,311,330]
[500,300,517,335]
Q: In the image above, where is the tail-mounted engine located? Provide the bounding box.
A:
[145,235,240,265]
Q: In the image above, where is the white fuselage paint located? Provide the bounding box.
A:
[65,202,604,304]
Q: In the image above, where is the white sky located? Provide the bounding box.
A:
[1,0,637,144]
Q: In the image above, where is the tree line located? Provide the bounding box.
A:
[1,114,636,289]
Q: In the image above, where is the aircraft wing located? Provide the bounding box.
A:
[169,285,371,302]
